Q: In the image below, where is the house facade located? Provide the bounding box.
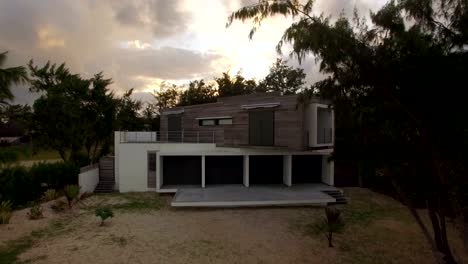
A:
[114,93,334,193]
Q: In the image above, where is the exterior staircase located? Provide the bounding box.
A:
[323,189,349,205]
[94,156,115,193]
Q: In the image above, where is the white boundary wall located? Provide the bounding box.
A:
[78,164,99,194]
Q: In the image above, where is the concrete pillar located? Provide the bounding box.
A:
[321,155,334,186]
[156,152,162,191]
[243,155,249,187]
[114,132,120,191]
[283,155,292,186]
[201,155,206,188]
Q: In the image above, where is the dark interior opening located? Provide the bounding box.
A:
[249,155,283,184]
[292,155,322,184]
[205,156,243,185]
[162,156,201,185]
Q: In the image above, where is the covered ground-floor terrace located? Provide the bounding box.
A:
[146,153,336,207]
[155,154,334,192]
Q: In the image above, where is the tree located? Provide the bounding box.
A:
[0,52,27,105]
[229,1,468,263]
[116,88,144,131]
[216,71,256,97]
[29,61,116,164]
[82,73,117,162]
[153,82,180,112]
[257,58,305,95]
[178,79,217,106]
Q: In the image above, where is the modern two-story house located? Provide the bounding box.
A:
[113,92,341,206]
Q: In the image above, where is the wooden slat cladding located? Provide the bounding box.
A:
[160,93,307,150]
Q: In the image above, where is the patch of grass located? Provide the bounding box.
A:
[0,237,34,264]
[90,192,166,212]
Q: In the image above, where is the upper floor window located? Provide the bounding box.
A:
[197,116,233,126]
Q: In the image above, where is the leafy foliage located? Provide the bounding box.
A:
[0,51,28,104]
[95,207,114,226]
[216,71,256,97]
[257,58,305,94]
[63,185,80,209]
[313,206,345,247]
[28,62,116,163]
[41,189,59,202]
[27,204,43,220]
[178,80,217,106]
[229,0,468,263]
[0,149,18,168]
[0,200,13,224]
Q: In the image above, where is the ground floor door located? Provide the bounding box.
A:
[162,156,201,186]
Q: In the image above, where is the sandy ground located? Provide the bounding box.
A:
[1,189,466,264]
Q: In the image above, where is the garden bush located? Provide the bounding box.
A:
[95,207,114,226]
[64,185,80,208]
[41,189,59,202]
[0,200,13,224]
[27,204,43,220]
[0,162,79,208]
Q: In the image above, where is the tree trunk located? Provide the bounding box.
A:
[328,232,333,247]
[385,166,445,264]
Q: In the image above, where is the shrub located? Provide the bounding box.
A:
[0,200,13,224]
[50,200,68,212]
[0,162,79,208]
[95,207,114,226]
[314,206,345,247]
[41,189,59,202]
[27,204,43,220]
[63,185,80,208]
[0,149,19,167]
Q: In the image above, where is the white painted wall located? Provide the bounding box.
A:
[114,132,120,190]
[305,103,334,147]
[78,165,99,194]
[321,155,334,186]
[117,137,217,192]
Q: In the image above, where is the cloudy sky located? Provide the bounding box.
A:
[0,0,385,105]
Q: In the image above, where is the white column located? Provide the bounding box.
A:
[283,155,292,186]
[201,155,206,188]
[156,152,161,191]
[243,155,249,187]
[114,132,120,191]
[321,155,334,186]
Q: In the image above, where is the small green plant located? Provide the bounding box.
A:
[95,207,114,226]
[0,200,13,224]
[63,185,80,208]
[27,204,43,220]
[314,206,345,247]
[41,189,59,202]
[50,200,68,212]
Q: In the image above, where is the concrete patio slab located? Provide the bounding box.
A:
[171,184,338,207]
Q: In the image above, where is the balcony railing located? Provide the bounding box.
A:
[120,131,216,144]
[317,128,333,145]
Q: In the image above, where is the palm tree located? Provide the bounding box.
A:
[0,51,27,104]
